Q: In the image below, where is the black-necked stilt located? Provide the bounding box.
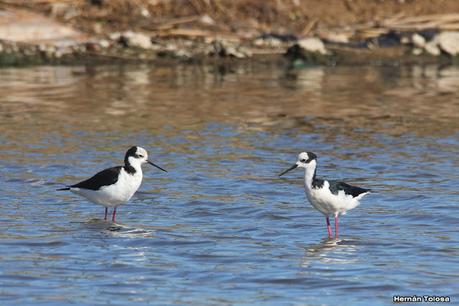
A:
[279,152,370,238]
[57,146,167,222]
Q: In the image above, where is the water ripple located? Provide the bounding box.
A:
[0,65,457,305]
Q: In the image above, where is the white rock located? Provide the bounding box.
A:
[267,37,283,47]
[109,32,121,41]
[424,40,441,56]
[199,15,215,26]
[412,48,423,55]
[174,49,191,58]
[253,38,264,46]
[227,46,249,58]
[437,31,459,55]
[400,37,410,44]
[99,39,110,48]
[165,43,177,51]
[322,32,349,44]
[411,33,426,48]
[297,37,327,54]
[253,37,283,48]
[122,31,152,49]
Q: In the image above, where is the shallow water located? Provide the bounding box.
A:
[0,63,458,305]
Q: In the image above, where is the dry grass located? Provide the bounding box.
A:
[61,0,313,34]
[3,0,459,37]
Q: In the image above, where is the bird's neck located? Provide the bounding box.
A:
[124,156,142,175]
[304,162,317,189]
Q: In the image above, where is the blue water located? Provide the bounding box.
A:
[0,65,458,305]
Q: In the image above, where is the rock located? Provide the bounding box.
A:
[411,33,426,48]
[199,15,215,26]
[424,40,441,56]
[400,36,410,44]
[253,37,283,48]
[227,46,250,58]
[297,37,327,54]
[109,32,121,41]
[118,31,152,49]
[437,31,459,56]
[320,32,349,44]
[99,39,110,48]
[174,49,191,59]
[419,31,459,56]
[285,43,330,64]
[209,40,250,58]
[412,48,423,55]
[165,43,177,51]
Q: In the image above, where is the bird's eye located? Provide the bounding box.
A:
[137,154,144,158]
[301,159,307,163]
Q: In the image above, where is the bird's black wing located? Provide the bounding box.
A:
[69,166,122,191]
[327,180,370,197]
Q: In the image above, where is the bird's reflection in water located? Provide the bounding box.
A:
[78,218,184,239]
[78,218,160,238]
[301,238,359,268]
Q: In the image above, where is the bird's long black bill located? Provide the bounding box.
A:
[148,160,167,172]
[278,164,298,177]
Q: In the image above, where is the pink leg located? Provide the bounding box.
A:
[326,216,333,238]
[112,207,117,222]
[104,207,108,220]
[334,213,339,238]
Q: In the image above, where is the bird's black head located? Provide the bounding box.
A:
[125,146,138,160]
[301,151,317,163]
[124,146,167,172]
[279,151,318,177]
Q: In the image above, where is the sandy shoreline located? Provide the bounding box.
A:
[2,2,459,66]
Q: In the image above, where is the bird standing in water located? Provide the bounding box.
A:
[279,152,370,238]
[58,146,167,222]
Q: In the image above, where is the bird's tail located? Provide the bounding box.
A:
[57,187,71,191]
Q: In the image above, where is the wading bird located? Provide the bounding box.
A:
[58,146,167,222]
[279,152,370,238]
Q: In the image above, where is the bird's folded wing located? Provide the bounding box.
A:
[328,180,370,197]
[71,166,122,190]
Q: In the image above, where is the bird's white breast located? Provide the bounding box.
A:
[72,168,143,207]
[305,181,366,216]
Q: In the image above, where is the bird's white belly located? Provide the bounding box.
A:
[72,171,142,207]
[305,181,364,216]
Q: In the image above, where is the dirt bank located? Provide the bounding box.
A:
[1,0,459,66]
[18,0,459,36]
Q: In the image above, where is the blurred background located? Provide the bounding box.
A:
[3,0,459,64]
[0,1,458,306]
[3,0,459,36]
